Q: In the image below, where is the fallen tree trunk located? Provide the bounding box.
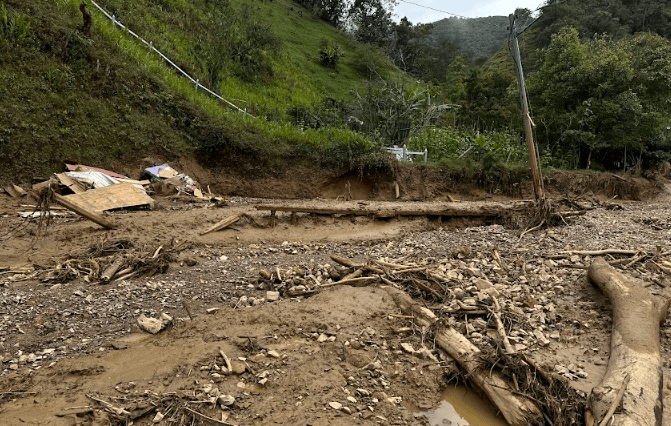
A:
[383,286,543,426]
[587,258,671,426]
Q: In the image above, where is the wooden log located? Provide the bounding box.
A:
[330,254,384,274]
[383,286,543,426]
[255,201,530,218]
[319,276,378,288]
[100,256,125,283]
[200,214,241,236]
[382,287,437,329]
[434,328,543,426]
[586,258,671,426]
[53,193,117,229]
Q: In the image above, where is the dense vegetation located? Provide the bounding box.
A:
[1,0,670,185]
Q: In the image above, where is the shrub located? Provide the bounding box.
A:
[0,3,30,47]
[318,38,344,70]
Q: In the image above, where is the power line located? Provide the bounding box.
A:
[395,0,470,19]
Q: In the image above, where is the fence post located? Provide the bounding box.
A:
[423,149,428,163]
[403,146,407,162]
[195,79,199,91]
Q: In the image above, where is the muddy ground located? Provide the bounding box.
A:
[1,170,671,426]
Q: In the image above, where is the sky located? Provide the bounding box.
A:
[392,0,547,24]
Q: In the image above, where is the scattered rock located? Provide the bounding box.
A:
[137,313,172,334]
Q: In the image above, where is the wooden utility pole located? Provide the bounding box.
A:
[509,14,544,200]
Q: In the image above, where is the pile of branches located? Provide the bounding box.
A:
[72,389,236,426]
[36,238,180,284]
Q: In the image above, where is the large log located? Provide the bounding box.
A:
[587,258,671,426]
[383,287,543,426]
[255,200,530,218]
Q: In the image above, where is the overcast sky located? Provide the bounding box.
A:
[393,0,547,24]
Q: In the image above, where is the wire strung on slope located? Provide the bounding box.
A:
[88,0,250,116]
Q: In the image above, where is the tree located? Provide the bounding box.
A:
[388,17,433,76]
[293,0,348,28]
[528,27,671,169]
[347,0,396,47]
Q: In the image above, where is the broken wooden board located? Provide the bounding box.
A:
[62,182,155,214]
[3,184,27,198]
[200,214,241,236]
[54,193,117,229]
[255,200,530,218]
[54,173,88,194]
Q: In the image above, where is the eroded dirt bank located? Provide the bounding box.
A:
[1,173,670,426]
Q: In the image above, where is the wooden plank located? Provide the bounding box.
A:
[55,173,87,194]
[53,193,117,229]
[62,182,155,214]
[3,184,26,198]
[200,214,241,236]
[116,178,151,186]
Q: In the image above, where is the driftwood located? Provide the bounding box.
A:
[383,286,543,426]
[587,258,671,426]
[100,255,125,282]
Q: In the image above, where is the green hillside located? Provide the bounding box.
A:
[427,16,510,60]
[0,0,406,183]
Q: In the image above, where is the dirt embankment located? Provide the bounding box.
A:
[104,153,666,203]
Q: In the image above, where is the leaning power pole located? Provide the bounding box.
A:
[509,14,544,201]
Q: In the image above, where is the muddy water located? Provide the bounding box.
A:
[413,385,509,426]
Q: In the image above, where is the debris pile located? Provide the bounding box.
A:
[35,238,177,284]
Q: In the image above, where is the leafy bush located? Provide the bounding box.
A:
[409,127,527,166]
[318,38,344,69]
[0,3,30,48]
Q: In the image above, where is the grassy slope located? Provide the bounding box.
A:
[0,0,403,183]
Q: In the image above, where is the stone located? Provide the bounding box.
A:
[230,360,246,375]
[340,406,352,415]
[137,313,172,334]
[206,308,219,314]
[265,291,280,301]
[266,350,280,358]
[317,333,328,343]
[347,396,357,403]
[386,396,402,404]
[400,343,415,353]
[473,278,493,290]
[329,401,343,410]
[485,287,500,298]
[356,388,370,397]
[218,395,235,407]
[152,412,164,423]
